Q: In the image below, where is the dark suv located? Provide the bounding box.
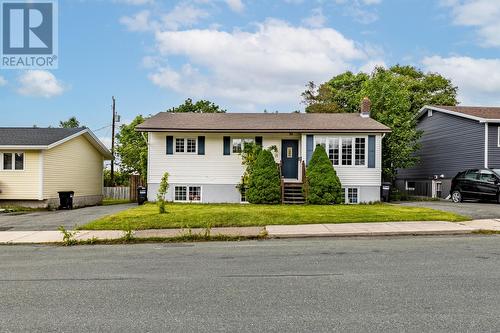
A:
[450,169,500,203]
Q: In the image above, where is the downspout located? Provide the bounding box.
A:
[485,123,489,169]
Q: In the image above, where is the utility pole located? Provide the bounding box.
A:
[111,96,116,186]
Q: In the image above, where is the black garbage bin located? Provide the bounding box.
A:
[58,191,74,210]
[137,186,147,205]
[380,182,391,202]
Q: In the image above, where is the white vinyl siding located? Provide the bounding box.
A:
[148,132,299,185]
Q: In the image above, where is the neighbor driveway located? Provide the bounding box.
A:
[0,204,135,231]
[399,201,500,220]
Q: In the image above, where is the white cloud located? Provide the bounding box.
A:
[162,3,209,30]
[442,0,500,47]
[17,70,65,98]
[302,7,326,28]
[120,10,156,32]
[149,19,369,106]
[422,55,500,105]
[121,3,209,31]
[225,0,244,12]
[0,76,7,86]
[334,0,381,24]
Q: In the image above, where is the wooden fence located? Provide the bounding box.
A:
[104,175,145,201]
[103,187,130,200]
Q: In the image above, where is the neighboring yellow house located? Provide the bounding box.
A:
[0,127,112,208]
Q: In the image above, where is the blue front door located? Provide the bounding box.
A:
[281,140,299,179]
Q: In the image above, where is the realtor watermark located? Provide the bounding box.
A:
[1,0,58,69]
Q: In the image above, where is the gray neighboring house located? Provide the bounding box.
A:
[396,105,500,198]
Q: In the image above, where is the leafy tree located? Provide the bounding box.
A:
[59,117,81,128]
[103,169,129,187]
[360,69,422,181]
[302,72,369,113]
[246,149,281,204]
[157,172,169,214]
[116,115,148,181]
[304,145,342,204]
[302,65,458,181]
[167,98,226,113]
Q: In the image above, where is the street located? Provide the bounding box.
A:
[0,236,499,332]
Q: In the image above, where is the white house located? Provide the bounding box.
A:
[137,105,390,204]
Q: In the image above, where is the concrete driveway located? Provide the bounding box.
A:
[0,204,135,231]
[399,200,500,220]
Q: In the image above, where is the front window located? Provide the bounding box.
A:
[175,138,196,154]
[341,138,353,166]
[355,138,365,166]
[174,186,201,202]
[2,152,24,171]
[328,138,339,165]
[232,138,254,154]
[347,188,359,204]
[240,186,247,203]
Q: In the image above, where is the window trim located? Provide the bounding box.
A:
[1,152,25,171]
[345,187,360,204]
[173,185,203,203]
[174,137,197,154]
[314,136,368,168]
[497,126,500,147]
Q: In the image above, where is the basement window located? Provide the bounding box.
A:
[174,186,202,202]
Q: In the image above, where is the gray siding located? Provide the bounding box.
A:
[398,111,485,180]
[488,124,500,168]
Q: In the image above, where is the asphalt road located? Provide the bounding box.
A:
[0,236,499,332]
[400,200,500,219]
[0,204,135,231]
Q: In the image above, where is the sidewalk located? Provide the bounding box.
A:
[0,220,499,244]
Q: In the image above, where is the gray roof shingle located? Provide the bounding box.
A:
[136,112,391,133]
[428,105,500,120]
[0,127,85,146]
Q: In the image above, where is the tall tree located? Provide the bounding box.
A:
[167,98,226,113]
[59,117,81,128]
[302,65,458,181]
[115,115,148,181]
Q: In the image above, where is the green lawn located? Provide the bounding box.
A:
[80,203,469,230]
[102,199,132,206]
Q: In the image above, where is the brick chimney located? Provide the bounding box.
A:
[360,97,371,118]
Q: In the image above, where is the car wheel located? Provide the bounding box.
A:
[451,190,462,203]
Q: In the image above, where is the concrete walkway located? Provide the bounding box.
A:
[0,220,499,244]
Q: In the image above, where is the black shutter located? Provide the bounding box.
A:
[306,135,314,165]
[198,136,205,155]
[223,136,231,155]
[368,135,375,168]
[255,136,263,147]
[166,136,173,155]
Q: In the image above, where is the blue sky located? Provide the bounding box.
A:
[1,0,499,145]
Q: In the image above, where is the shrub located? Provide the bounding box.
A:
[157,172,169,214]
[236,142,262,196]
[305,145,342,204]
[246,149,281,204]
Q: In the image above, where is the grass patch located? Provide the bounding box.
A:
[80,202,469,230]
[102,199,132,206]
[472,230,500,235]
[0,206,43,213]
